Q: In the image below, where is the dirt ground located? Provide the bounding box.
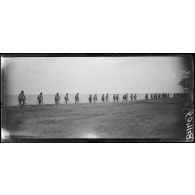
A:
[2,97,186,141]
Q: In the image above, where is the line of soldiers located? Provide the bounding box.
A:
[122,93,137,101]
[17,91,73,108]
[54,92,80,105]
[17,91,139,108]
[145,93,170,100]
[173,93,183,98]
[89,94,98,103]
[89,93,138,103]
[17,90,180,109]
[18,91,45,108]
[101,94,110,102]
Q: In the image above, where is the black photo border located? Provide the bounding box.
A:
[1,53,194,143]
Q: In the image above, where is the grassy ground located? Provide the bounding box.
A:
[2,97,186,141]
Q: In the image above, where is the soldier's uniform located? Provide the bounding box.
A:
[145,94,148,100]
[134,94,137,100]
[116,94,119,102]
[101,94,105,102]
[18,91,26,108]
[113,94,116,102]
[130,94,133,101]
[64,93,69,104]
[150,93,153,100]
[106,94,109,102]
[88,94,92,103]
[37,93,43,105]
[93,94,97,103]
[55,93,60,105]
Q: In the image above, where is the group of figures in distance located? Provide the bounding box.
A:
[17,90,182,109]
[88,93,137,103]
[17,91,139,109]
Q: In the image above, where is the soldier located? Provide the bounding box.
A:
[126,93,128,101]
[150,93,153,100]
[154,93,157,100]
[134,93,137,100]
[113,94,116,102]
[130,93,133,101]
[64,93,69,104]
[145,93,148,100]
[101,94,105,102]
[93,94,97,103]
[54,93,60,105]
[88,94,92,103]
[106,93,109,102]
[18,90,26,109]
[75,93,79,104]
[162,93,164,99]
[123,94,126,102]
[37,92,43,105]
[116,94,119,102]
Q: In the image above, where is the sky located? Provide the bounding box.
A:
[3,56,186,95]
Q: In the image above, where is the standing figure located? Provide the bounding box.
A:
[126,93,129,101]
[93,94,97,103]
[54,93,60,105]
[113,94,116,102]
[101,94,105,102]
[89,94,92,103]
[145,93,148,100]
[64,93,69,104]
[106,93,109,102]
[130,93,133,101]
[37,92,43,105]
[116,94,119,102]
[75,93,79,104]
[18,90,26,109]
[163,93,165,98]
[154,93,157,99]
[123,94,126,102]
[134,93,137,100]
[150,93,153,100]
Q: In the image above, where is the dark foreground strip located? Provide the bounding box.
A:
[2,137,190,143]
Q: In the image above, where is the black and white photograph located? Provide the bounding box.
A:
[1,1,195,195]
[1,54,194,142]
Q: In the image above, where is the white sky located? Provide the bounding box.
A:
[4,56,184,94]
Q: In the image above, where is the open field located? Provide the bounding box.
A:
[2,97,186,141]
